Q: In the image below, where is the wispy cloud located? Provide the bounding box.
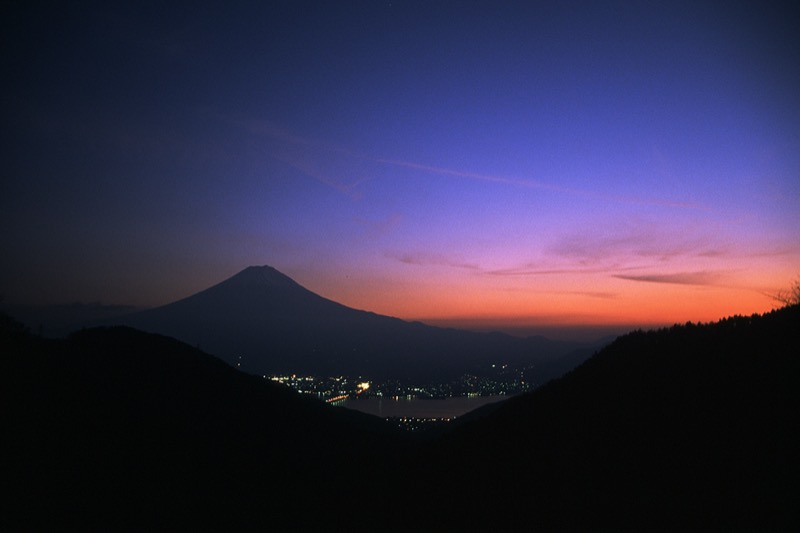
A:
[354,213,403,240]
[546,226,730,265]
[268,150,369,200]
[223,117,707,209]
[376,158,707,210]
[388,250,481,271]
[375,158,571,193]
[232,117,315,147]
[545,228,800,272]
[485,264,645,277]
[614,271,724,286]
[495,286,619,299]
[220,116,374,199]
[571,291,618,299]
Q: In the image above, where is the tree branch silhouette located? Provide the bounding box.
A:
[772,277,800,307]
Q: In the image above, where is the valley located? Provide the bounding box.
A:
[4,302,797,529]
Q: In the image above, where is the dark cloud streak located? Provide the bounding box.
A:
[614,271,723,286]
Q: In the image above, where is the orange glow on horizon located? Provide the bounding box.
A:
[309,265,793,333]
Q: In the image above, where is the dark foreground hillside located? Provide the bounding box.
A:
[416,304,800,531]
[3,306,798,530]
[1,316,409,530]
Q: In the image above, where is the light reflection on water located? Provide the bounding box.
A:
[337,395,509,419]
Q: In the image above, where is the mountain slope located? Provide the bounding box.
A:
[414,304,800,530]
[1,315,408,529]
[112,265,592,381]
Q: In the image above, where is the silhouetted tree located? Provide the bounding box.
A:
[773,277,800,306]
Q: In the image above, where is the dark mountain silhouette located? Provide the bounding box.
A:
[0,302,140,338]
[1,315,408,529]
[109,265,595,382]
[414,304,800,530]
[5,304,797,529]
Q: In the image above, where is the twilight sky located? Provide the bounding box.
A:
[2,1,799,334]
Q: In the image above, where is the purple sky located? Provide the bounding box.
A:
[2,1,799,332]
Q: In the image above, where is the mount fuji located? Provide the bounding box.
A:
[111,266,592,381]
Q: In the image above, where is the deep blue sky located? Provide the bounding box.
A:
[2,1,799,330]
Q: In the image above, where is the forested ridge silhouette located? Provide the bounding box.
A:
[418,304,800,530]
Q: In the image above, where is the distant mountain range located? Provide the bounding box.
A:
[105,265,598,382]
[4,302,798,529]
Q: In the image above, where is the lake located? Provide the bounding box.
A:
[336,395,510,419]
